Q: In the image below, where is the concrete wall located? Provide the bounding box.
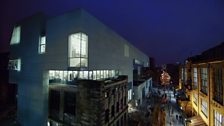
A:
[45,9,148,82]
[9,14,48,126]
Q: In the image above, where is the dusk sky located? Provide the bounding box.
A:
[1,0,224,64]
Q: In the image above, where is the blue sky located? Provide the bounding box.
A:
[1,0,224,64]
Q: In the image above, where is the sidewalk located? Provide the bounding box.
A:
[165,103,184,126]
[165,91,185,126]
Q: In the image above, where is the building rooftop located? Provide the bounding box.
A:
[187,42,224,63]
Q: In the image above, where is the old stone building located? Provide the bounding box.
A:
[179,42,224,126]
[48,75,128,126]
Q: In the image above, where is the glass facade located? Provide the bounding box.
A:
[49,70,119,84]
[68,33,88,67]
[200,68,208,94]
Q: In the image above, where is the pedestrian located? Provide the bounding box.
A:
[179,115,182,122]
[176,114,178,120]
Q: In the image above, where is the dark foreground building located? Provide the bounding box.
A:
[49,76,128,126]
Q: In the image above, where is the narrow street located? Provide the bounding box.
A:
[130,86,185,126]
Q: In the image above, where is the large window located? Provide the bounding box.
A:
[201,99,208,117]
[8,59,21,71]
[49,70,119,84]
[214,111,223,126]
[213,68,223,105]
[68,33,88,67]
[10,26,21,45]
[200,68,208,94]
[193,68,198,89]
[39,36,46,54]
[193,93,198,106]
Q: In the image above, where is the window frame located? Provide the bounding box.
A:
[68,32,88,68]
[201,99,208,117]
[200,68,208,94]
[38,36,46,54]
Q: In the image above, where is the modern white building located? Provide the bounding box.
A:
[9,9,149,126]
[133,78,152,106]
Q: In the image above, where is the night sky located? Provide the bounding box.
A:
[1,0,224,64]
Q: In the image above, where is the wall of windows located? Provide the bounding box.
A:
[193,68,198,89]
[10,26,21,45]
[214,111,223,126]
[213,68,223,105]
[8,59,21,71]
[200,68,208,94]
[49,70,119,84]
[39,36,46,54]
[193,93,198,106]
[68,33,88,67]
[201,99,208,117]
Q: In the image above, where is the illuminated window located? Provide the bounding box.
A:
[200,68,208,94]
[96,70,101,80]
[39,36,46,54]
[193,68,198,89]
[93,71,97,80]
[201,99,208,117]
[68,33,88,67]
[100,70,104,79]
[8,59,21,71]
[10,26,21,45]
[124,44,129,57]
[49,70,118,84]
[89,71,93,80]
[214,111,223,126]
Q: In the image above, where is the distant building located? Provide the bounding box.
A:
[9,9,149,126]
[166,63,179,87]
[49,76,128,126]
[149,57,156,69]
[179,42,224,126]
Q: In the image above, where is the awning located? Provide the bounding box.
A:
[187,115,207,126]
